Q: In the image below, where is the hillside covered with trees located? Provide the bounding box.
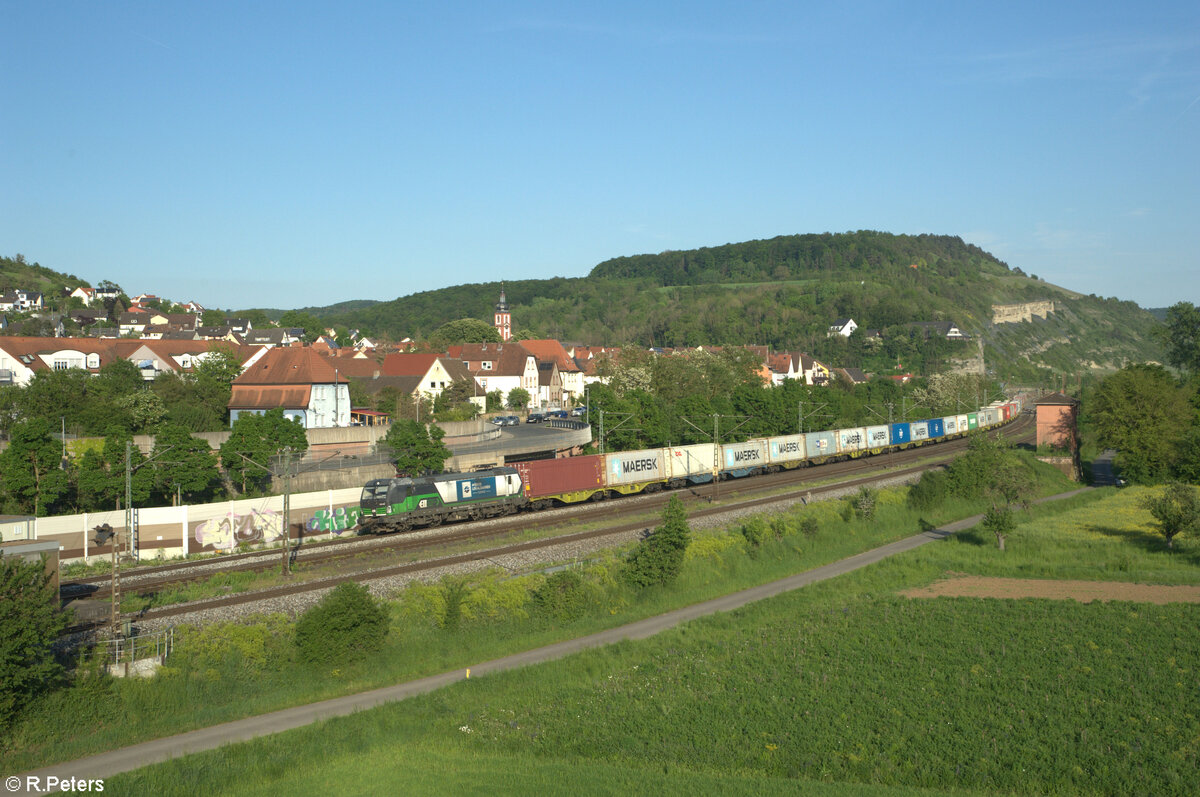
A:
[326,232,1163,383]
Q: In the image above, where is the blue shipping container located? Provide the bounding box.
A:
[928,418,945,438]
[889,422,911,445]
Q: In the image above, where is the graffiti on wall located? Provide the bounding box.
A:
[307,506,363,535]
[195,509,283,552]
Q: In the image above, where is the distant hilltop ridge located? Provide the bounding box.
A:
[992,301,1055,324]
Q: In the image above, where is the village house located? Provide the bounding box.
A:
[228,347,350,428]
[448,342,540,407]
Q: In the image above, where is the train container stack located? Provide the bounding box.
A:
[514,455,605,507]
[668,444,717,484]
[804,430,838,462]
[722,440,767,477]
[836,427,869,457]
[604,449,668,493]
[865,425,890,452]
[766,434,807,468]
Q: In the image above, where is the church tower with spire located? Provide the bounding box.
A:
[494,286,512,341]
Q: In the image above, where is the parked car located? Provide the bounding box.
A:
[526,412,548,423]
[548,409,569,419]
[571,406,587,416]
[491,415,520,427]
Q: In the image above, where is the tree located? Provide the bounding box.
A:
[1140,482,1200,550]
[431,318,502,345]
[981,455,1035,551]
[1089,364,1192,482]
[485,389,503,412]
[506,387,531,410]
[152,424,222,505]
[74,429,153,511]
[1156,302,1200,375]
[194,346,244,385]
[220,409,308,494]
[432,379,479,421]
[624,495,691,588]
[278,310,324,343]
[0,418,70,514]
[0,556,69,729]
[381,419,451,476]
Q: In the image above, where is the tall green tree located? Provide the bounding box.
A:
[1140,482,1200,550]
[152,424,222,505]
[0,418,70,514]
[0,556,69,729]
[1156,301,1200,375]
[74,429,153,512]
[1089,364,1192,483]
[431,318,502,345]
[220,409,308,494]
[381,419,451,476]
[506,387,531,410]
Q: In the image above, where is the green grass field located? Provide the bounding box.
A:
[95,485,1200,796]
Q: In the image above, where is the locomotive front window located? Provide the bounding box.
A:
[361,483,390,502]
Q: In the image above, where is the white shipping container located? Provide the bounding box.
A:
[766,435,807,465]
[722,440,767,472]
[668,444,716,479]
[911,421,930,441]
[605,448,667,485]
[866,425,890,449]
[837,427,868,454]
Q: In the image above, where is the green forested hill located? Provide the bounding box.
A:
[327,232,1163,381]
[0,254,88,298]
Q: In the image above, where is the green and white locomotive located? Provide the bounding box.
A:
[358,467,526,533]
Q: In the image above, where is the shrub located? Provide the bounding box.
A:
[530,570,590,622]
[907,468,949,511]
[798,515,819,537]
[740,517,769,551]
[439,577,471,630]
[294,583,389,665]
[624,496,692,589]
[177,616,289,678]
[851,486,878,521]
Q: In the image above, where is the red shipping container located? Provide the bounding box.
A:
[514,454,605,500]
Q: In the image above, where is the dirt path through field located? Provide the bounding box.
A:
[904,574,1200,604]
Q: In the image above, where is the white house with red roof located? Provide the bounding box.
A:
[228,348,350,428]
[447,342,539,406]
[520,339,584,406]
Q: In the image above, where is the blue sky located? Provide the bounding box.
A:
[2,1,1197,311]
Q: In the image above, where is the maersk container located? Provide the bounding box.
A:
[889,422,911,445]
[981,409,998,426]
[767,434,807,465]
[515,455,603,500]
[804,430,837,460]
[956,414,970,435]
[927,418,945,438]
[866,425,890,450]
[967,413,978,430]
[431,468,523,504]
[911,421,930,442]
[837,427,869,455]
[722,440,767,476]
[604,448,667,486]
[668,444,716,482]
[942,416,958,436]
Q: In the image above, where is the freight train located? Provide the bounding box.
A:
[356,399,1022,533]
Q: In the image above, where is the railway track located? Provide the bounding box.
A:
[65,415,1033,633]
